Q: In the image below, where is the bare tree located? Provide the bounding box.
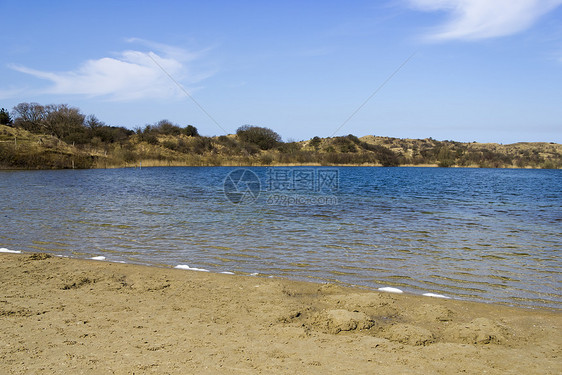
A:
[12,102,46,132]
[43,104,85,139]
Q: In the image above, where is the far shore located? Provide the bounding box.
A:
[2,124,560,170]
[1,160,556,171]
[1,252,560,374]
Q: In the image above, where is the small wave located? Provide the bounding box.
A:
[378,287,403,294]
[422,292,450,299]
[90,256,106,261]
[174,265,209,272]
[0,248,21,254]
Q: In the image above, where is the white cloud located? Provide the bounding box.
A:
[7,40,213,101]
[408,0,562,40]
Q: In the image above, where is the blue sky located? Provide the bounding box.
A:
[1,0,561,143]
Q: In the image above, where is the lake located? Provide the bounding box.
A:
[1,166,560,309]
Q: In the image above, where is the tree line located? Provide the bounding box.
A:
[0,102,560,169]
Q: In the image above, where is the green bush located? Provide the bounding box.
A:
[332,137,357,153]
[183,125,199,137]
[309,136,321,150]
[236,125,281,150]
[190,137,214,155]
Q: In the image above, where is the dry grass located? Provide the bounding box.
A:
[1,125,560,169]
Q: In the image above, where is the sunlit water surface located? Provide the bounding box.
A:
[1,167,560,309]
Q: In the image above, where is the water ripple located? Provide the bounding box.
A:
[1,167,560,309]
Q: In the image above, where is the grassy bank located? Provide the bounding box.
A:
[1,124,561,170]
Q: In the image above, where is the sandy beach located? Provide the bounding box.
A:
[0,252,560,374]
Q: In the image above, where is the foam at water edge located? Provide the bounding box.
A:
[378,287,403,294]
[422,292,450,299]
[0,248,21,254]
[0,250,454,300]
[174,265,210,272]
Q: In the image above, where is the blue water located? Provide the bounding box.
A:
[1,167,560,309]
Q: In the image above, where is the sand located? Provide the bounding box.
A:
[0,253,560,374]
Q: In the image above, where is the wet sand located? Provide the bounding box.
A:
[1,253,560,374]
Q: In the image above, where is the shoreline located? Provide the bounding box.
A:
[1,162,558,171]
[1,252,560,374]
[3,249,558,311]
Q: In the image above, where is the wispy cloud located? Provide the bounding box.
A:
[7,39,214,101]
[0,87,26,100]
[407,0,562,40]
